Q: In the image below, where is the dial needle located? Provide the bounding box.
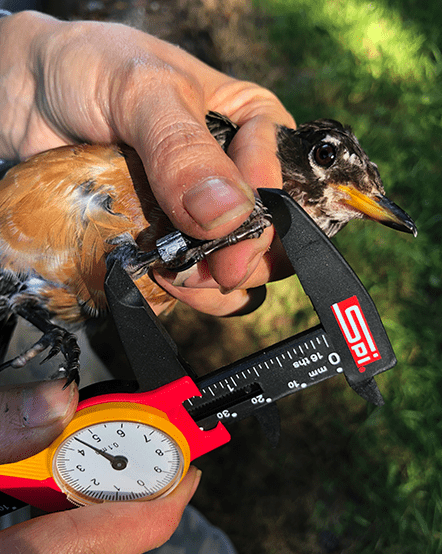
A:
[74,437,128,470]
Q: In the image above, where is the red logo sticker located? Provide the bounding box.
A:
[331,296,381,372]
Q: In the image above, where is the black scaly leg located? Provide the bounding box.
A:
[0,302,81,387]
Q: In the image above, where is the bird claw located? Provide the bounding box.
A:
[62,367,80,388]
[0,325,80,385]
[40,344,61,364]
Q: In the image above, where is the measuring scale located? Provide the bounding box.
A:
[0,189,397,512]
[51,405,188,506]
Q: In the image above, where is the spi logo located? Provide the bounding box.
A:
[331,296,381,372]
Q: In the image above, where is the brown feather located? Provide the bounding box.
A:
[0,143,176,321]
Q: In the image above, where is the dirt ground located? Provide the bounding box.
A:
[33,2,370,552]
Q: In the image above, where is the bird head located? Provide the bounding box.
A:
[277,119,417,238]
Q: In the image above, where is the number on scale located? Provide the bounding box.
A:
[328,352,341,365]
[251,394,265,404]
[217,409,231,420]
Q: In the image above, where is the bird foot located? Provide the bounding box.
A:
[0,325,80,386]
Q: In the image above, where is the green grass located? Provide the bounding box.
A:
[254,0,442,550]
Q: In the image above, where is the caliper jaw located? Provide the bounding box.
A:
[258,188,396,406]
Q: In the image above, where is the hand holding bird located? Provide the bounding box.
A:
[0,111,416,385]
[0,12,416,387]
[0,11,296,310]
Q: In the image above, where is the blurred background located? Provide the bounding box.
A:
[3,0,442,552]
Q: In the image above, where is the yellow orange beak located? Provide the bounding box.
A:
[336,184,417,237]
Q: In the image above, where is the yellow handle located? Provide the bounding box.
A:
[0,402,191,482]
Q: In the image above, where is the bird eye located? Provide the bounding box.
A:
[313,143,336,168]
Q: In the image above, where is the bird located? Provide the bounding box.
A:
[0,112,417,385]
[208,113,417,238]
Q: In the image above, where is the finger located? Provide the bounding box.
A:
[210,83,296,190]
[100,30,257,238]
[110,79,256,240]
[196,99,294,290]
[0,380,78,464]
[206,226,274,292]
[211,230,295,292]
[229,114,288,190]
[155,230,295,302]
[153,271,267,316]
[0,466,202,554]
[143,110,255,239]
[181,110,291,292]
[158,230,273,290]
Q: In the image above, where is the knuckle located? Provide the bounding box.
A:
[109,54,205,142]
[147,116,220,178]
[217,81,294,127]
[110,55,169,107]
[111,54,198,110]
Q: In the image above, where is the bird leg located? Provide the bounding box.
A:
[106,235,159,278]
[163,197,273,272]
[107,197,273,276]
[0,301,80,386]
[164,197,273,271]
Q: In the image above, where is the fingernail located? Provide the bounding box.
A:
[189,467,202,498]
[171,266,217,289]
[219,249,264,294]
[226,286,267,316]
[183,178,254,231]
[171,266,199,287]
[22,379,76,428]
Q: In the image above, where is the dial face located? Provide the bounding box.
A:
[52,421,185,506]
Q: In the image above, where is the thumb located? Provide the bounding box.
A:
[1,466,202,554]
[0,379,78,464]
[129,105,256,240]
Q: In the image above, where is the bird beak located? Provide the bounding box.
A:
[336,184,417,237]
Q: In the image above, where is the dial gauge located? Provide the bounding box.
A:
[52,420,185,506]
[44,402,191,507]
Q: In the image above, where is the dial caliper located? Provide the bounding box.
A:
[0,189,396,512]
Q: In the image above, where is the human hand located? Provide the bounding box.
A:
[0,11,295,316]
[0,379,201,553]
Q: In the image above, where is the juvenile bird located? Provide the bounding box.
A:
[0,112,417,384]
